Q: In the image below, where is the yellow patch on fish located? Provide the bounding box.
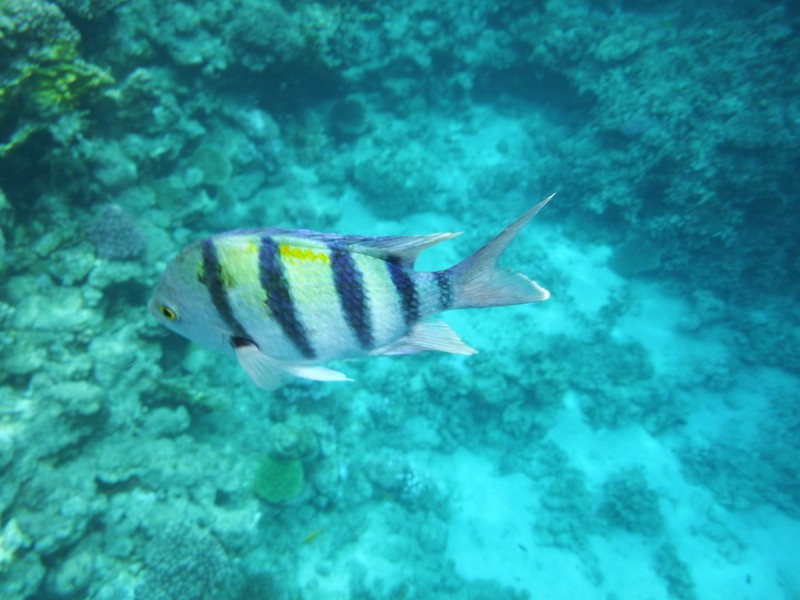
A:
[194,259,237,289]
[216,237,261,290]
[279,243,330,265]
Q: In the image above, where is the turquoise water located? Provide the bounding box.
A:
[1,0,799,598]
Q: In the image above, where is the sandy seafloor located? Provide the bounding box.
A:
[1,0,800,599]
[330,183,800,600]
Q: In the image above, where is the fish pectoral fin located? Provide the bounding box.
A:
[284,364,353,383]
[234,343,287,390]
[234,342,352,389]
[370,321,478,356]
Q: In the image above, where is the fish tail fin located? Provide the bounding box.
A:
[448,195,553,310]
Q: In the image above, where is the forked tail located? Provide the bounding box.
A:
[448,194,553,309]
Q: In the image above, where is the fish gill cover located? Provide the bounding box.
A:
[0,0,799,599]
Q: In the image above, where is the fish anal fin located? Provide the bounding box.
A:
[371,321,477,356]
[285,364,353,383]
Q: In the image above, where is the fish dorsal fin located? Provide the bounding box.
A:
[233,229,461,268]
[350,232,462,267]
[234,342,352,390]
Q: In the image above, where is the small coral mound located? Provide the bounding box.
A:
[267,422,318,461]
[598,467,663,536]
[85,204,145,260]
[253,455,304,504]
[136,523,238,600]
[226,2,305,71]
[330,95,369,139]
[655,542,697,600]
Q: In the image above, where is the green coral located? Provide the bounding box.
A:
[253,455,304,504]
[11,47,114,117]
[0,0,114,156]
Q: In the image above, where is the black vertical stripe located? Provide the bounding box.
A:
[258,236,316,359]
[200,239,252,344]
[434,270,453,310]
[387,260,419,325]
[329,244,373,349]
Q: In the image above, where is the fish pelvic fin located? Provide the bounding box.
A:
[234,341,352,390]
[447,195,553,309]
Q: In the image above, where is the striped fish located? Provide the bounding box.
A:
[149,195,552,389]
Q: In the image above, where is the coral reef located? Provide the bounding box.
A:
[53,0,128,20]
[267,420,319,461]
[598,467,663,536]
[135,523,239,600]
[226,0,306,72]
[679,386,800,520]
[536,468,594,550]
[654,542,697,600]
[0,0,113,155]
[0,0,797,598]
[364,450,446,513]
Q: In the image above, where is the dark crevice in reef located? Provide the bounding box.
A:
[217,60,346,117]
[473,65,597,126]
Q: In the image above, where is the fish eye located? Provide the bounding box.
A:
[159,305,178,321]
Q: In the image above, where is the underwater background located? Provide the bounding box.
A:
[1,0,799,598]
